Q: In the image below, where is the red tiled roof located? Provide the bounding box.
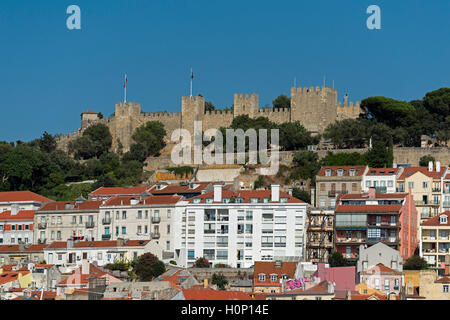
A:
[182,288,253,300]
[268,281,334,296]
[46,240,149,249]
[361,263,402,275]
[38,200,102,211]
[101,195,183,206]
[335,205,402,213]
[253,261,297,286]
[0,191,51,203]
[435,276,450,283]
[398,166,447,180]
[366,168,399,176]
[14,290,57,300]
[0,271,30,285]
[317,166,367,177]
[0,210,34,221]
[149,182,210,195]
[351,293,388,300]
[89,186,151,196]
[421,211,450,227]
[189,190,303,204]
[34,264,54,269]
[339,193,408,200]
[0,244,47,252]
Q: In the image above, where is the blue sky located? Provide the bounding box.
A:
[0,0,449,142]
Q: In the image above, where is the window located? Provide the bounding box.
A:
[115,226,119,236]
[122,227,126,234]
[320,183,325,192]
[166,241,170,250]
[388,181,393,187]
[145,225,148,234]
[319,199,326,207]
[18,225,22,230]
[116,211,120,219]
[51,231,55,240]
[57,231,61,240]
[51,216,55,225]
[122,211,127,219]
[375,278,380,290]
[137,210,142,219]
[72,216,77,224]
[325,169,332,177]
[384,279,390,291]
[349,169,356,176]
[274,236,286,247]
[145,210,148,219]
[444,285,449,293]
[137,225,142,234]
[57,216,62,224]
[98,252,102,260]
[58,254,62,260]
[423,182,428,189]
[167,225,170,234]
[270,274,277,282]
[167,209,171,218]
[79,216,82,224]
[440,215,448,224]
[259,274,266,282]
[188,250,195,260]
[246,211,253,221]
[352,183,357,192]
[337,169,344,176]
[366,181,371,187]
[408,182,414,189]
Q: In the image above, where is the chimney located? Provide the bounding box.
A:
[428,161,433,172]
[436,161,441,172]
[213,185,222,203]
[368,187,376,199]
[117,238,124,247]
[130,198,139,205]
[81,259,89,275]
[203,278,208,288]
[271,184,280,202]
[11,204,19,216]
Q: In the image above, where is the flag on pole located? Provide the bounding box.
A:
[191,70,194,80]
[124,74,127,88]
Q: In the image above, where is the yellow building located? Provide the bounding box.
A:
[420,211,450,267]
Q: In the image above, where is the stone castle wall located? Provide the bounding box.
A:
[56,85,362,153]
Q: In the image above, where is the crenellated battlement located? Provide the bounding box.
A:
[56,83,360,154]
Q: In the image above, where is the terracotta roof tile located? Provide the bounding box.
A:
[149,183,210,195]
[254,261,297,286]
[360,263,402,275]
[0,191,51,203]
[317,166,367,177]
[366,168,399,176]
[182,288,253,300]
[189,190,303,204]
[421,211,450,227]
[0,210,35,221]
[89,186,151,196]
[335,205,402,213]
[39,200,102,212]
[0,244,47,252]
[398,167,447,180]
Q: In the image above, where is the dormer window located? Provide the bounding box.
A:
[205,198,213,204]
[258,274,266,282]
[193,198,201,204]
[280,198,288,203]
[282,274,288,280]
[250,198,259,203]
[349,169,356,176]
[236,198,244,203]
[337,169,344,176]
[222,198,230,203]
[270,274,277,282]
[325,169,332,177]
[263,198,269,203]
[440,215,448,225]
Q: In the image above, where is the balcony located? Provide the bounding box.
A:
[38,222,47,229]
[367,222,400,228]
[367,237,399,244]
[432,188,441,193]
[102,234,111,240]
[102,218,111,225]
[38,238,46,244]
[85,221,95,228]
[204,229,215,234]
[152,216,161,223]
[443,201,450,207]
[335,239,365,244]
[396,188,405,193]
[151,232,161,239]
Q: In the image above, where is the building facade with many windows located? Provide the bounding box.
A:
[420,211,450,268]
[173,185,307,268]
[0,207,35,244]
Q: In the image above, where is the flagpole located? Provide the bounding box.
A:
[124,74,127,103]
[190,68,193,97]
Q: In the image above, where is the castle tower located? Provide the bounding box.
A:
[181,95,205,135]
[81,110,100,130]
[109,102,142,153]
[114,101,141,118]
[290,86,338,134]
[233,93,258,118]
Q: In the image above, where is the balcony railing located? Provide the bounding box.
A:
[102,218,111,225]
[432,188,441,192]
[38,238,46,244]
[151,232,160,239]
[396,188,405,192]
[204,229,215,234]
[38,222,47,229]
[443,201,450,207]
[102,234,111,240]
[375,186,387,193]
[152,216,161,223]
[85,221,95,228]
[367,237,399,244]
[367,222,399,227]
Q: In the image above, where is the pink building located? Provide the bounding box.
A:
[313,263,355,291]
[359,263,403,295]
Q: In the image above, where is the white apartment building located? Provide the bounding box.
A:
[43,239,162,267]
[361,168,402,194]
[98,195,183,256]
[173,184,307,268]
[0,191,51,212]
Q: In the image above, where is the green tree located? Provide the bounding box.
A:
[419,155,435,167]
[91,173,118,190]
[205,101,216,112]
[193,257,210,268]
[292,187,311,204]
[291,150,321,183]
[68,123,112,159]
[131,121,166,158]
[278,122,313,151]
[328,251,351,267]
[39,131,57,153]
[322,152,366,166]
[133,253,166,281]
[364,141,393,168]
[272,94,290,109]
[323,119,367,149]
[212,273,228,290]
[403,255,428,270]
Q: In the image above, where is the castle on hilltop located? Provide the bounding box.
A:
[56,86,362,153]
